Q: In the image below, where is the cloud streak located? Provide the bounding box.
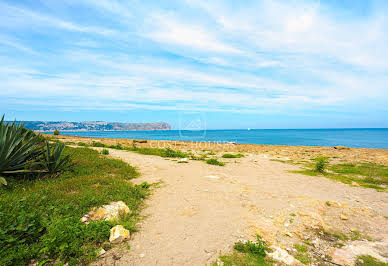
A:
[0,0,387,126]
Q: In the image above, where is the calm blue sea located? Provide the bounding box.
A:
[58,129,388,149]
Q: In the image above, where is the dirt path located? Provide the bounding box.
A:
[94,149,388,265]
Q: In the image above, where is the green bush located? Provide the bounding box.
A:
[101,149,109,155]
[314,156,328,173]
[77,142,87,147]
[91,142,105,148]
[53,130,60,136]
[233,235,268,257]
[206,158,225,166]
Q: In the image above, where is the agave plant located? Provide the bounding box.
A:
[0,115,42,185]
[40,141,72,177]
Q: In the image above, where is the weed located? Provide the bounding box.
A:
[206,158,225,166]
[314,156,328,173]
[326,201,331,206]
[222,153,244,158]
[294,245,308,253]
[53,130,60,135]
[295,253,311,264]
[101,149,109,155]
[213,235,270,265]
[233,235,268,256]
[78,142,87,147]
[355,255,388,266]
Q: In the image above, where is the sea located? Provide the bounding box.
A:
[58,128,388,149]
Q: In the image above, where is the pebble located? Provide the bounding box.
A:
[139,253,145,258]
[340,215,348,220]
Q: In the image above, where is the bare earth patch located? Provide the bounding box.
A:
[89,148,388,265]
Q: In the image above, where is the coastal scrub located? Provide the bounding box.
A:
[0,147,148,265]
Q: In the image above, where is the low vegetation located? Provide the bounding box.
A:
[101,149,109,155]
[314,156,328,173]
[291,156,388,191]
[355,255,388,266]
[53,129,60,136]
[0,147,148,265]
[0,116,71,185]
[222,153,244,158]
[206,158,225,166]
[212,235,270,265]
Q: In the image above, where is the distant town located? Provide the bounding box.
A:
[16,121,171,132]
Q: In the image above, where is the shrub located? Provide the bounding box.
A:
[53,130,60,135]
[77,142,87,147]
[0,147,147,265]
[222,153,244,158]
[314,156,328,173]
[233,235,268,257]
[163,147,187,158]
[101,149,109,155]
[206,158,225,166]
[91,142,105,148]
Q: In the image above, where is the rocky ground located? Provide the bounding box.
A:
[50,135,388,265]
[79,147,388,266]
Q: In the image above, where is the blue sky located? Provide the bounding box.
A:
[0,0,387,129]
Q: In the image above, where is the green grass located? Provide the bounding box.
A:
[222,153,244,158]
[294,244,308,253]
[295,253,311,265]
[290,160,388,191]
[212,235,270,266]
[206,158,225,166]
[101,149,109,155]
[0,147,149,265]
[355,255,388,266]
[77,142,87,147]
[128,146,188,158]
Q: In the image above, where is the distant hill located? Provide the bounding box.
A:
[14,121,171,132]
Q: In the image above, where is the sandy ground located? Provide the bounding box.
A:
[88,147,388,266]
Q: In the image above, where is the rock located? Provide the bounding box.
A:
[285,232,293,237]
[139,253,145,258]
[177,158,189,163]
[205,175,220,179]
[109,225,130,244]
[98,248,106,257]
[81,201,130,223]
[330,239,388,265]
[351,181,360,187]
[340,215,348,220]
[333,146,350,150]
[267,247,298,265]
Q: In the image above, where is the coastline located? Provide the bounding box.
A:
[45,133,388,165]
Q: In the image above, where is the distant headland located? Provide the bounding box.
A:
[14,121,171,132]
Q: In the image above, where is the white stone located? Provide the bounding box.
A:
[98,248,106,257]
[177,158,189,163]
[267,247,298,265]
[109,225,130,244]
[81,201,131,223]
[205,175,220,179]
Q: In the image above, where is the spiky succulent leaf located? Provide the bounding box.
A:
[0,115,42,175]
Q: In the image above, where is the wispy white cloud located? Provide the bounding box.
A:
[0,0,387,124]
